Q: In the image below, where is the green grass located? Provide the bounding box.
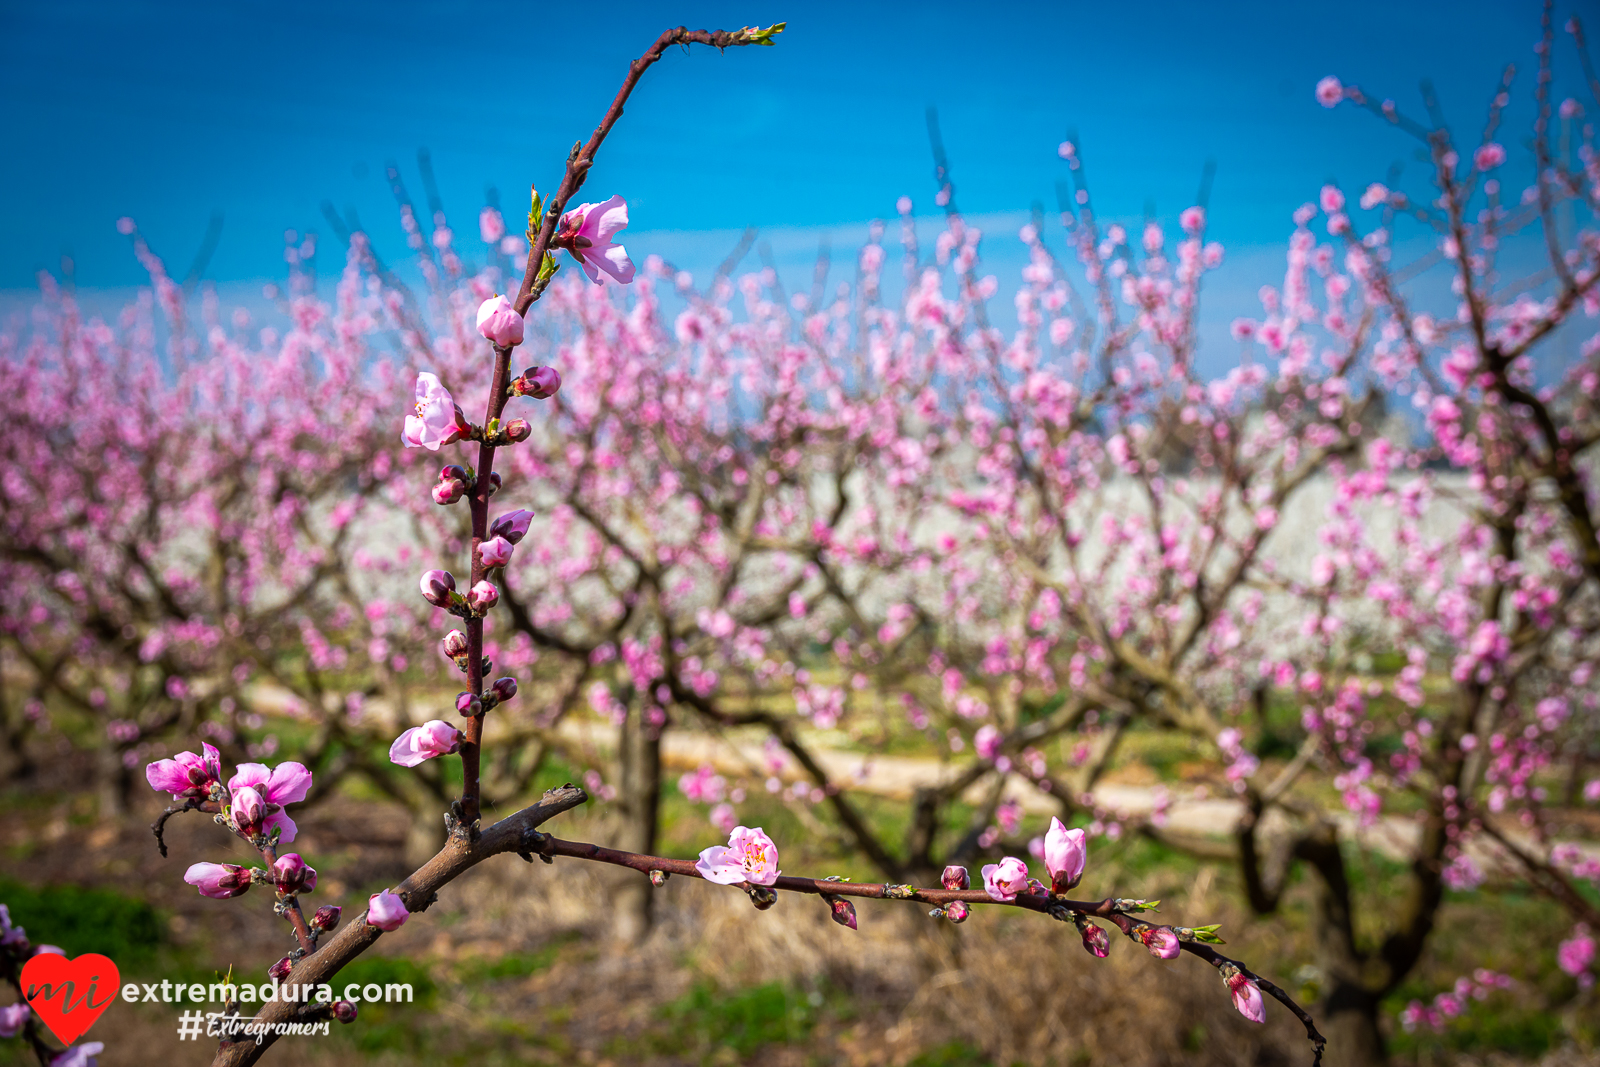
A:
[0,875,163,964]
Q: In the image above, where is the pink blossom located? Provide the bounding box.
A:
[1316,75,1344,107]
[0,1003,30,1038]
[1043,816,1087,892]
[478,536,514,568]
[184,862,252,899]
[559,195,637,285]
[145,741,222,798]
[981,856,1029,901]
[50,1044,103,1067]
[389,720,464,767]
[489,509,535,545]
[942,865,970,890]
[974,724,1002,760]
[228,760,313,843]
[1227,969,1266,1023]
[476,295,525,348]
[1558,929,1595,977]
[366,889,410,931]
[1320,185,1345,214]
[709,803,737,834]
[1179,206,1205,234]
[1473,143,1506,171]
[402,373,470,451]
[479,206,505,244]
[695,825,781,886]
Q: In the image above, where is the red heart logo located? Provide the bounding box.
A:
[20,953,120,1045]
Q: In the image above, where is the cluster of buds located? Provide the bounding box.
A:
[455,677,516,717]
[419,570,500,618]
[431,464,473,506]
[510,366,561,399]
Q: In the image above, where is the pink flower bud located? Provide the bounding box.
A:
[229,786,266,838]
[503,418,531,442]
[431,480,465,506]
[649,870,670,887]
[419,569,456,608]
[981,856,1029,902]
[944,900,970,924]
[333,1000,358,1024]
[478,536,514,569]
[184,862,252,899]
[1138,925,1182,959]
[268,956,292,980]
[312,905,341,931]
[1076,915,1110,957]
[476,295,525,348]
[456,691,483,716]
[366,889,410,931]
[0,1003,30,1038]
[827,896,858,929]
[515,366,562,399]
[942,865,970,890]
[491,677,518,703]
[271,853,317,895]
[441,631,469,658]
[466,580,499,613]
[389,720,464,767]
[1225,967,1266,1023]
[489,508,535,545]
[1044,816,1087,893]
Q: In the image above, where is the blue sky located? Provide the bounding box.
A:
[1,0,1595,292]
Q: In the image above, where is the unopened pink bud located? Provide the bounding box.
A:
[478,536,514,569]
[942,865,970,890]
[441,631,469,658]
[388,720,464,766]
[431,480,465,506]
[487,471,502,495]
[503,418,531,442]
[333,1000,358,1024]
[516,366,562,399]
[268,956,292,980]
[1139,925,1182,959]
[476,295,525,348]
[366,889,410,931]
[489,508,535,545]
[490,677,518,703]
[1226,967,1266,1023]
[827,896,858,929]
[312,905,341,930]
[456,691,483,716]
[1076,915,1110,957]
[229,786,266,838]
[466,580,499,613]
[944,900,970,923]
[420,569,456,608]
[649,869,670,887]
[184,862,252,899]
[271,853,317,895]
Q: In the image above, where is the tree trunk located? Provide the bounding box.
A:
[611,705,661,943]
[97,744,129,817]
[1318,972,1387,1067]
[1297,827,1389,1067]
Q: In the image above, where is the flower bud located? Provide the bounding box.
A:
[944,900,970,924]
[1044,817,1088,894]
[490,677,518,703]
[513,366,562,399]
[747,886,778,910]
[366,889,410,931]
[456,691,483,717]
[229,786,266,838]
[431,479,465,506]
[1137,924,1181,959]
[1075,914,1110,957]
[268,956,292,980]
[333,1000,358,1024]
[503,418,531,443]
[441,631,469,658]
[183,862,252,899]
[312,905,342,931]
[487,471,502,495]
[942,865,970,890]
[478,536,514,569]
[476,295,525,348]
[489,509,535,545]
[271,853,317,895]
[466,580,499,613]
[420,569,456,608]
[825,895,857,930]
[649,870,670,887]
[1224,964,1266,1023]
